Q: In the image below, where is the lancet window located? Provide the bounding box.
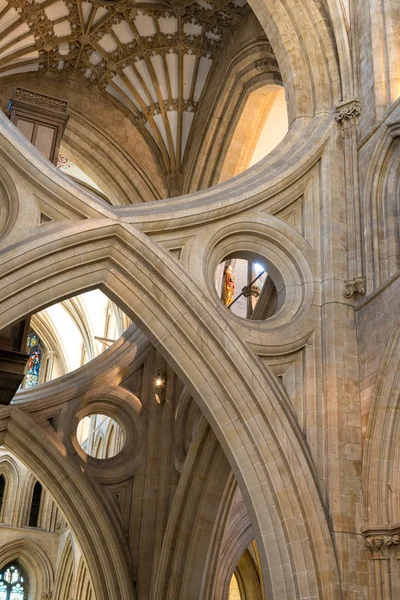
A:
[24,332,43,388]
[28,481,42,528]
[0,564,26,600]
[0,475,4,520]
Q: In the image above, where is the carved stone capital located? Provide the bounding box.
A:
[242,284,261,298]
[344,277,366,298]
[41,592,52,599]
[364,525,400,557]
[335,99,362,125]
[365,534,400,555]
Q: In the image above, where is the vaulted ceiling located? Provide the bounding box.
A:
[0,0,249,177]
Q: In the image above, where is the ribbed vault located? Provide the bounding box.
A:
[0,0,256,180]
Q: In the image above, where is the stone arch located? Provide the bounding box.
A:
[247,0,345,121]
[0,220,340,598]
[54,535,74,600]
[233,545,263,600]
[363,314,400,527]
[73,557,94,600]
[0,163,19,245]
[0,537,54,599]
[152,419,236,598]
[0,455,20,526]
[62,109,166,204]
[0,407,135,600]
[20,472,42,528]
[0,107,331,235]
[183,38,282,192]
[362,119,400,291]
[215,491,254,600]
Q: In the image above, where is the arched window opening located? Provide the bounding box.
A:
[16,290,132,391]
[24,332,43,388]
[0,475,5,520]
[28,481,42,528]
[219,85,288,183]
[0,563,26,600]
[228,573,241,599]
[228,542,263,600]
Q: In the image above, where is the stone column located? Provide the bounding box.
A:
[364,533,400,599]
[335,99,366,299]
[44,350,58,383]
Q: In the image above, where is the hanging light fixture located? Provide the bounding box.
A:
[155,371,167,404]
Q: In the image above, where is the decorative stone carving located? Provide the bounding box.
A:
[13,88,68,113]
[1,0,278,184]
[41,592,52,599]
[335,99,362,124]
[242,284,261,298]
[344,277,366,298]
[364,530,400,554]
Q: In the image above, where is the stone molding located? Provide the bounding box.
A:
[344,277,366,298]
[13,88,68,113]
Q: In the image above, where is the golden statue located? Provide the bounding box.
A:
[222,265,235,307]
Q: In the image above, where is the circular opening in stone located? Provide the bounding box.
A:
[215,255,281,320]
[76,414,125,459]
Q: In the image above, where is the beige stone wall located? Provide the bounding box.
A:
[0,1,398,599]
[0,72,168,203]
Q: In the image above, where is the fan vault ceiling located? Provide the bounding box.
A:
[0,0,251,177]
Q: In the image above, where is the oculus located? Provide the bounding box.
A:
[216,256,279,320]
[77,414,125,459]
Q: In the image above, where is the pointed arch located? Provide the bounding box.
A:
[0,219,340,598]
[1,407,135,600]
[363,314,400,526]
[73,557,94,600]
[92,431,104,460]
[362,120,400,291]
[20,473,42,528]
[152,419,236,598]
[215,490,254,600]
[246,0,345,121]
[0,538,54,599]
[54,535,74,600]
[28,481,43,528]
[0,455,20,526]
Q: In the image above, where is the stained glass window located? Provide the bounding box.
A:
[0,565,25,600]
[24,332,43,388]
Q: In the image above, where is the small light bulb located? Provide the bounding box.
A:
[156,378,162,387]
